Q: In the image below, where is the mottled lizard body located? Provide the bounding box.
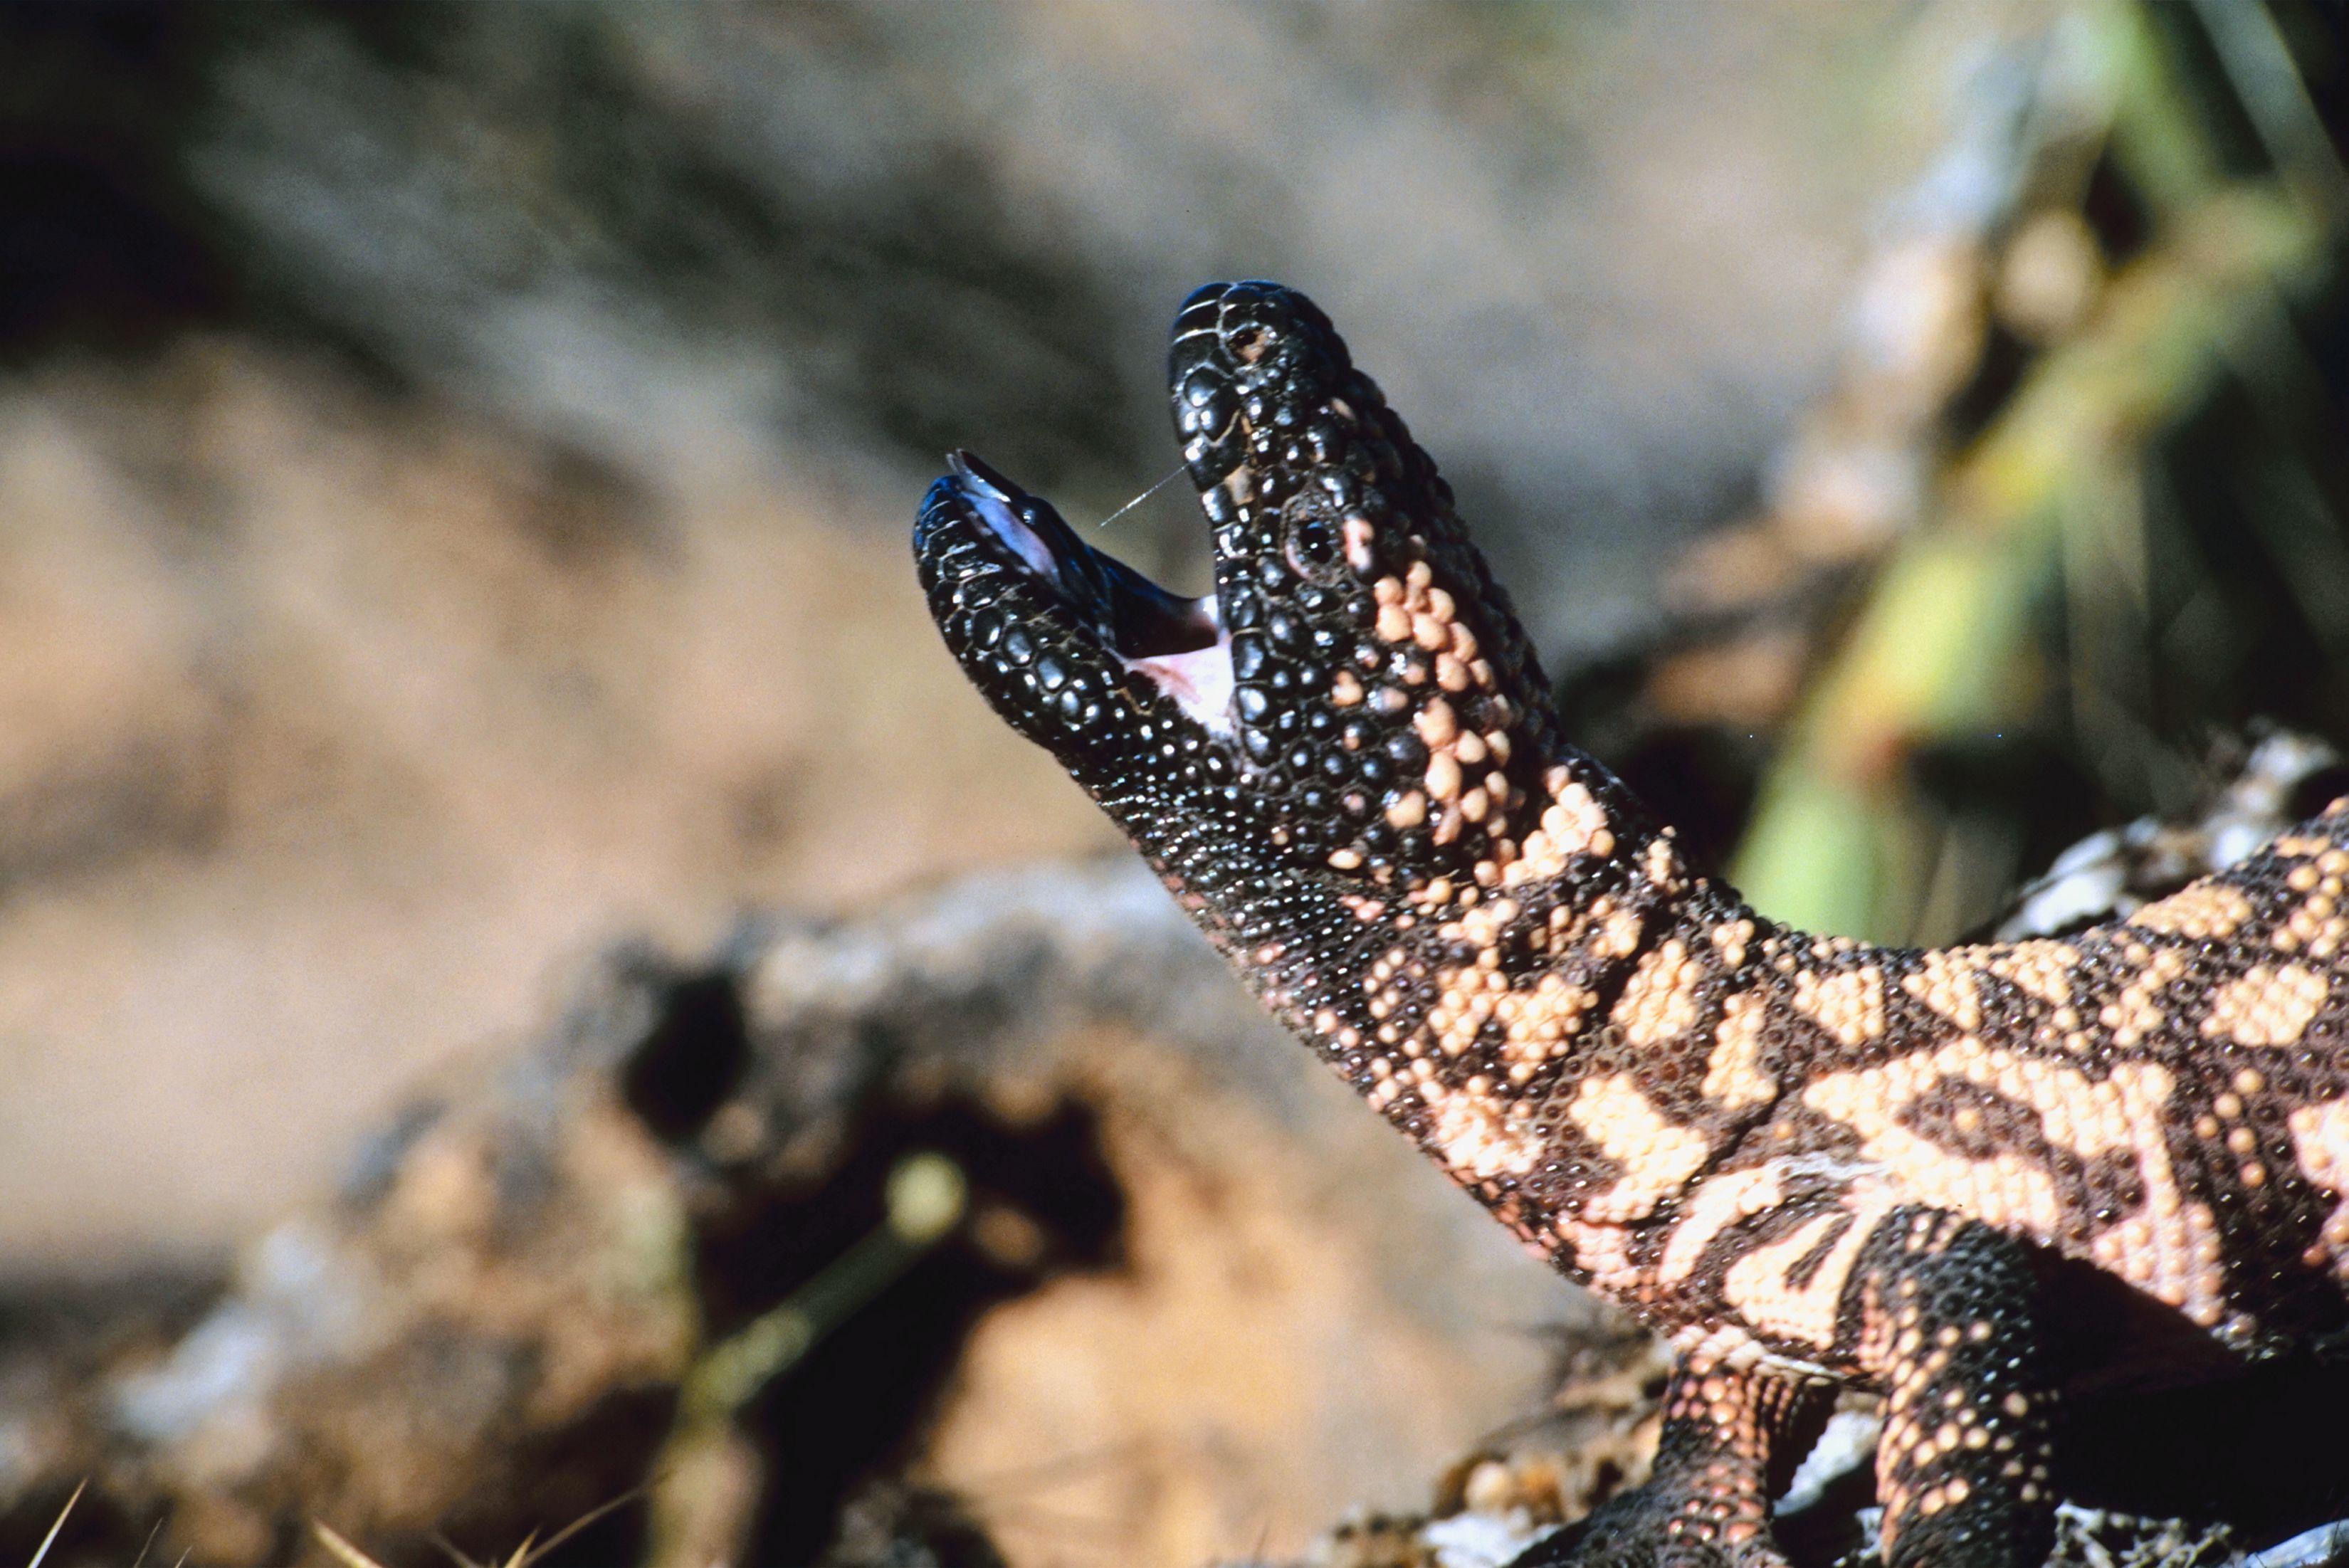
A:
[911,283,2349,1567]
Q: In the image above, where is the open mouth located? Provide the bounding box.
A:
[941,450,1236,735]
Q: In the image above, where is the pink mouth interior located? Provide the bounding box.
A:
[1128,608,1234,737]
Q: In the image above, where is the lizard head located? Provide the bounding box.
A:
[915,280,1610,925]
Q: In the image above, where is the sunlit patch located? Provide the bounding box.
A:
[1703,993,1777,1111]
[2202,962,2329,1047]
[1569,1073,1712,1222]
[1656,1164,1785,1287]
[2289,1097,2349,1262]
[1983,941,2078,1010]
[1720,1190,1893,1350]
[1423,1076,1545,1181]
[2130,882,2254,939]
[1804,1043,2227,1325]
[1792,966,1886,1048]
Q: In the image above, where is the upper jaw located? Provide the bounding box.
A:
[1167,280,1357,513]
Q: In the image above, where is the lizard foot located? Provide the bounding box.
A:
[1509,1357,1826,1568]
[1508,1479,1795,1568]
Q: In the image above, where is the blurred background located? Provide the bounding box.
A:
[0,3,2343,1567]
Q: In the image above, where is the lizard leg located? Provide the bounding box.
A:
[1512,1356,1827,1568]
[1854,1208,2055,1568]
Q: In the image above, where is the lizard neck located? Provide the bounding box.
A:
[1331,749,1775,1215]
[1146,741,1805,1269]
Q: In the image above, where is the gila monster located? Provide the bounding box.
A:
[910,281,2349,1568]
